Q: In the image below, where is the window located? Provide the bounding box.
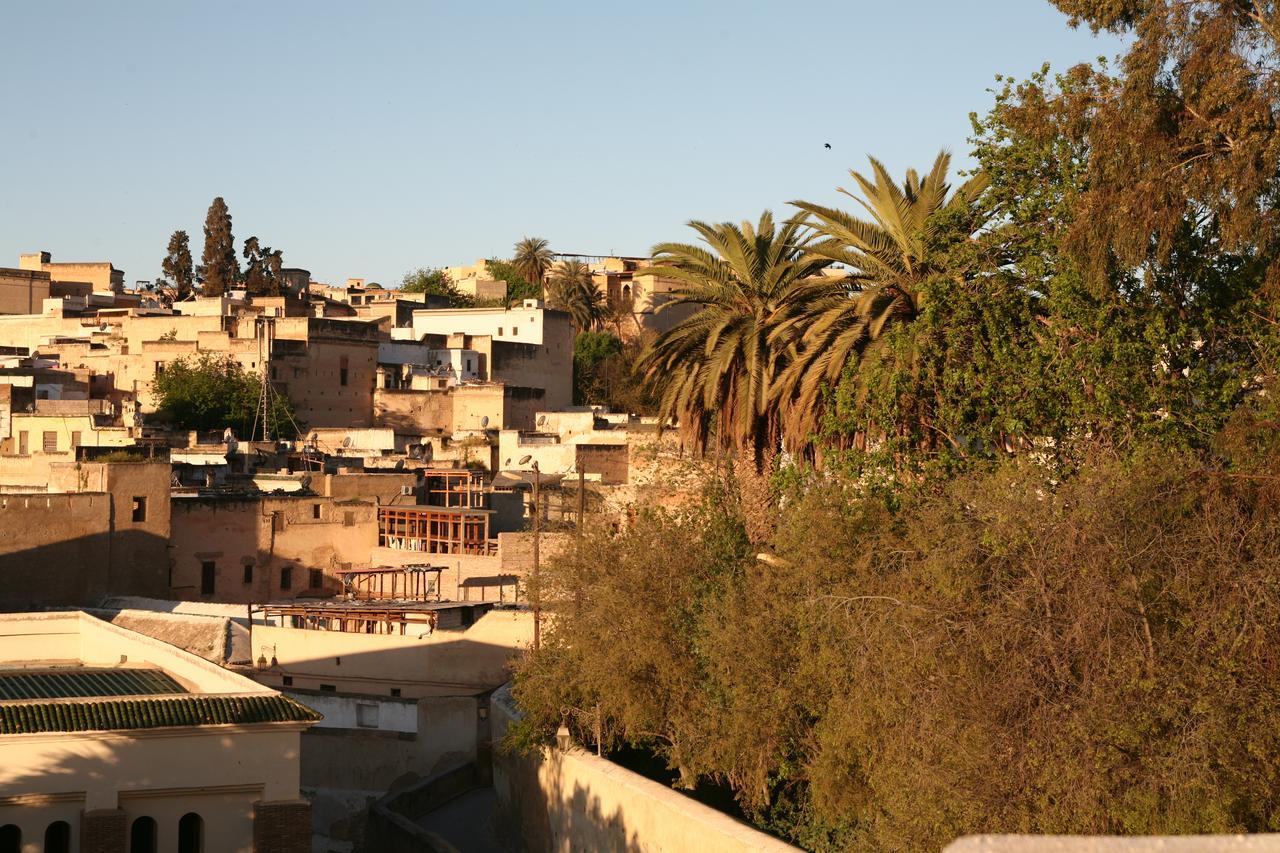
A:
[243,561,254,584]
[312,503,321,520]
[339,355,349,386]
[343,511,355,527]
[357,702,380,728]
[319,683,336,692]
[129,817,157,853]
[309,568,323,589]
[200,560,215,595]
[178,813,203,853]
[280,566,293,590]
[390,687,402,698]
[71,431,81,448]
[155,361,165,375]
[42,431,57,453]
[512,326,518,336]
[272,511,285,532]
[282,675,293,686]
[44,822,71,853]
[131,496,147,523]
[17,432,26,455]
[465,358,472,372]
[0,825,19,853]
[497,327,503,335]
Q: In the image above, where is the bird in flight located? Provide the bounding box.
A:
[824,142,831,149]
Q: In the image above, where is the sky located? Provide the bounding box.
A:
[0,1,1123,288]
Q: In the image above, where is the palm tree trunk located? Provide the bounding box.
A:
[734,438,776,544]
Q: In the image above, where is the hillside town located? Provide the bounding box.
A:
[0,240,714,851]
[15,3,1280,853]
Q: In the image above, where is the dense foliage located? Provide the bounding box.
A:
[400,267,470,304]
[152,354,299,439]
[513,3,1280,849]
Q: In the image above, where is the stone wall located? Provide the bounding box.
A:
[490,684,798,853]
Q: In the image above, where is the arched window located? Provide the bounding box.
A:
[0,824,19,853]
[129,816,157,853]
[44,821,71,853]
[178,813,203,853]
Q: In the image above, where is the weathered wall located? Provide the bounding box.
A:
[490,685,798,853]
[321,472,419,505]
[0,493,113,609]
[0,267,50,315]
[0,462,171,609]
[169,495,377,603]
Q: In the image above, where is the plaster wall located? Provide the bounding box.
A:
[250,610,532,698]
[169,495,377,603]
[491,685,797,853]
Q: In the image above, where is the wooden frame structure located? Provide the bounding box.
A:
[377,505,494,555]
[254,603,439,636]
[422,469,488,509]
[336,564,444,602]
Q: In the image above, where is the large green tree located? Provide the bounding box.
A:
[1047,1,1280,289]
[161,230,194,301]
[152,354,299,439]
[200,197,239,297]
[400,267,472,305]
[778,153,994,454]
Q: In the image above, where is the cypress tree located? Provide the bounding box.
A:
[161,229,194,300]
[200,196,239,297]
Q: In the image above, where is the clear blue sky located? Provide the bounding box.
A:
[0,1,1120,288]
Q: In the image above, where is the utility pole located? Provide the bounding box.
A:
[519,455,542,651]
[532,461,541,651]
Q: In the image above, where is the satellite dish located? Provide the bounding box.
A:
[342,437,352,448]
[537,414,547,426]
[480,415,490,428]
[421,443,433,462]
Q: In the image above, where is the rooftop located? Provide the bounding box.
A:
[0,666,185,701]
[0,611,321,734]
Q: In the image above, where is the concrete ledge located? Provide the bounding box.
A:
[946,836,1280,852]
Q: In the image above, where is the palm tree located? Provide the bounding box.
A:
[775,152,991,451]
[637,213,829,540]
[547,260,606,332]
[638,212,830,455]
[513,237,554,298]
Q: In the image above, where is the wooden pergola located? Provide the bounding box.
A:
[422,468,488,509]
[336,564,444,602]
[254,603,439,636]
[377,505,494,555]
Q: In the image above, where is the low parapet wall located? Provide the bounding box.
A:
[946,837,1280,852]
[491,684,797,852]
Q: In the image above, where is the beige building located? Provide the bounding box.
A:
[409,301,574,411]
[169,494,378,604]
[443,260,508,301]
[0,459,172,610]
[0,611,318,853]
[19,251,124,295]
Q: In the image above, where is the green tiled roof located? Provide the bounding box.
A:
[0,695,322,734]
[0,669,186,700]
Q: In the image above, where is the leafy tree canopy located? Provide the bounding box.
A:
[152,354,299,439]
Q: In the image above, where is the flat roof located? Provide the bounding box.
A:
[0,666,186,701]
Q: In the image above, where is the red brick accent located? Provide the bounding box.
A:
[80,808,126,853]
[253,799,311,853]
